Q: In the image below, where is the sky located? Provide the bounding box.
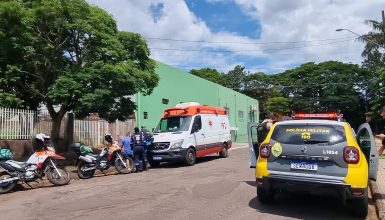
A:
[87,0,385,74]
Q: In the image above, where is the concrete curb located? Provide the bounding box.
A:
[370,180,385,220]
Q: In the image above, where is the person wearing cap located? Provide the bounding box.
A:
[131,127,146,172]
[376,106,385,156]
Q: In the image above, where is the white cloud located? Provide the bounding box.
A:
[234,0,385,70]
[87,0,385,73]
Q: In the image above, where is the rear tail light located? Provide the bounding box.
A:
[260,143,271,158]
[343,146,360,164]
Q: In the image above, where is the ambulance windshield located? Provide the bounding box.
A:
[154,116,192,133]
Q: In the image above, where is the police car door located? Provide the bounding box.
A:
[248,122,259,168]
[356,123,379,181]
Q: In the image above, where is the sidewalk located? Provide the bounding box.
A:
[371,140,385,219]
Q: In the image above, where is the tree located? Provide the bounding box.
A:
[243,72,280,113]
[0,0,158,149]
[189,68,227,86]
[274,61,370,128]
[264,97,290,114]
[359,16,385,116]
[225,65,247,91]
[359,19,385,59]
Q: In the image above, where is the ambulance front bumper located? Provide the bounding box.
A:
[150,148,188,162]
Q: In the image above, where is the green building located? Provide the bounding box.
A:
[135,62,259,143]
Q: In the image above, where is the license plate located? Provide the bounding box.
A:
[290,161,318,171]
[153,156,162,160]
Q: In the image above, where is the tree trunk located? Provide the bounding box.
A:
[51,114,65,152]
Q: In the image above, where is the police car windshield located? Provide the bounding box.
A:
[271,124,346,145]
[154,116,192,133]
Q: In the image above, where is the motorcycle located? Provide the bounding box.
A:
[71,142,134,179]
[0,146,71,194]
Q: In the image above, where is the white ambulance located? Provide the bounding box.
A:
[150,102,232,166]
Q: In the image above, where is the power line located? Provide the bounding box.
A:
[151,51,360,57]
[145,36,355,45]
[149,39,353,53]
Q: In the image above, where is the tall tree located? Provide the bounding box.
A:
[0,0,158,149]
[243,72,279,113]
[189,68,227,86]
[225,65,247,91]
[359,15,385,115]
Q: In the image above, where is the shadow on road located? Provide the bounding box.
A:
[150,155,221,169]
[249,192,366,220]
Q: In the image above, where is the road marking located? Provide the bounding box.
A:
[230,145,248,151]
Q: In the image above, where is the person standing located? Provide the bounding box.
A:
[249,113,276,168]
[131,127,145,172]
[121,132,132,157]
[376,106,385,156]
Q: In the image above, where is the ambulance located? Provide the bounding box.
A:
[150,102,232,166]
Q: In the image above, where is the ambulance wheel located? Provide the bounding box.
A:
[219,143,228,158]
[184,148,196,166]
[149,160,160,168]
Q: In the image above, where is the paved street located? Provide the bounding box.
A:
[0,146,377,220]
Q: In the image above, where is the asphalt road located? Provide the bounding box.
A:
[0,146,377,220]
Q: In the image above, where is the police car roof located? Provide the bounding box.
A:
[275,119,346,126]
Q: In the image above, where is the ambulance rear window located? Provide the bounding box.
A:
[271,124,346,145]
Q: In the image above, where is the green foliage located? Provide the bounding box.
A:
[225,65,247,91]
[0,0,158,131]
[360,17,385,118]
[264,97,290,114]
[189,68,227,86]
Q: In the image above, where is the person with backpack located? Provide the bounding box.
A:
[131,127,145,172]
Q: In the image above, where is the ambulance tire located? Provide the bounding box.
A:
[184,148,196,166]
[149,160,160,168]
[219,143,229,158]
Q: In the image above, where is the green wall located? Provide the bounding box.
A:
[136,62,259,143]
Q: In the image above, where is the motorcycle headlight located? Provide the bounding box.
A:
[170,139,184,149]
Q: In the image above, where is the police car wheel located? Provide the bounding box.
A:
[219,143,228,158]
[184,148,196,166]
[257,187,273,203]
[351,195,368,218]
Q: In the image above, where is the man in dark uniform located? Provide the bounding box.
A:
[131,127,145,172]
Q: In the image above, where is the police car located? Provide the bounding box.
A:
[248,113,378,218]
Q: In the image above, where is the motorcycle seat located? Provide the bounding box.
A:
[85,153,100,159]
[7,160,27,166]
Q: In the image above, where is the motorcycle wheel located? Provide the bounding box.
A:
[46,167,71,186]
[115,155,134,174]
[0,172,17,194]
[77,161,96,179]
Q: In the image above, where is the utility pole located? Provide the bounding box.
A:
[382,10,385,43]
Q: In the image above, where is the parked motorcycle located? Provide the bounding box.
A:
[0,134,71,194]
[71,136,134,179]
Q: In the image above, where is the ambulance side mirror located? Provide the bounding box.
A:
[191,123,199,133]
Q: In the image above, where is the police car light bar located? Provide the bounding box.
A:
[294,113,343,120]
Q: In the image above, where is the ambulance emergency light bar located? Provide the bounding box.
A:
[293,113,344,121]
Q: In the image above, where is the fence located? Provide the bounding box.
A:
[0,108,35,139]
[74,118,109,148]
[0,108,135,147]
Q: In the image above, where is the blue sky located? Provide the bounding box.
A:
[185,0,261,39]
[87,0,384,74]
